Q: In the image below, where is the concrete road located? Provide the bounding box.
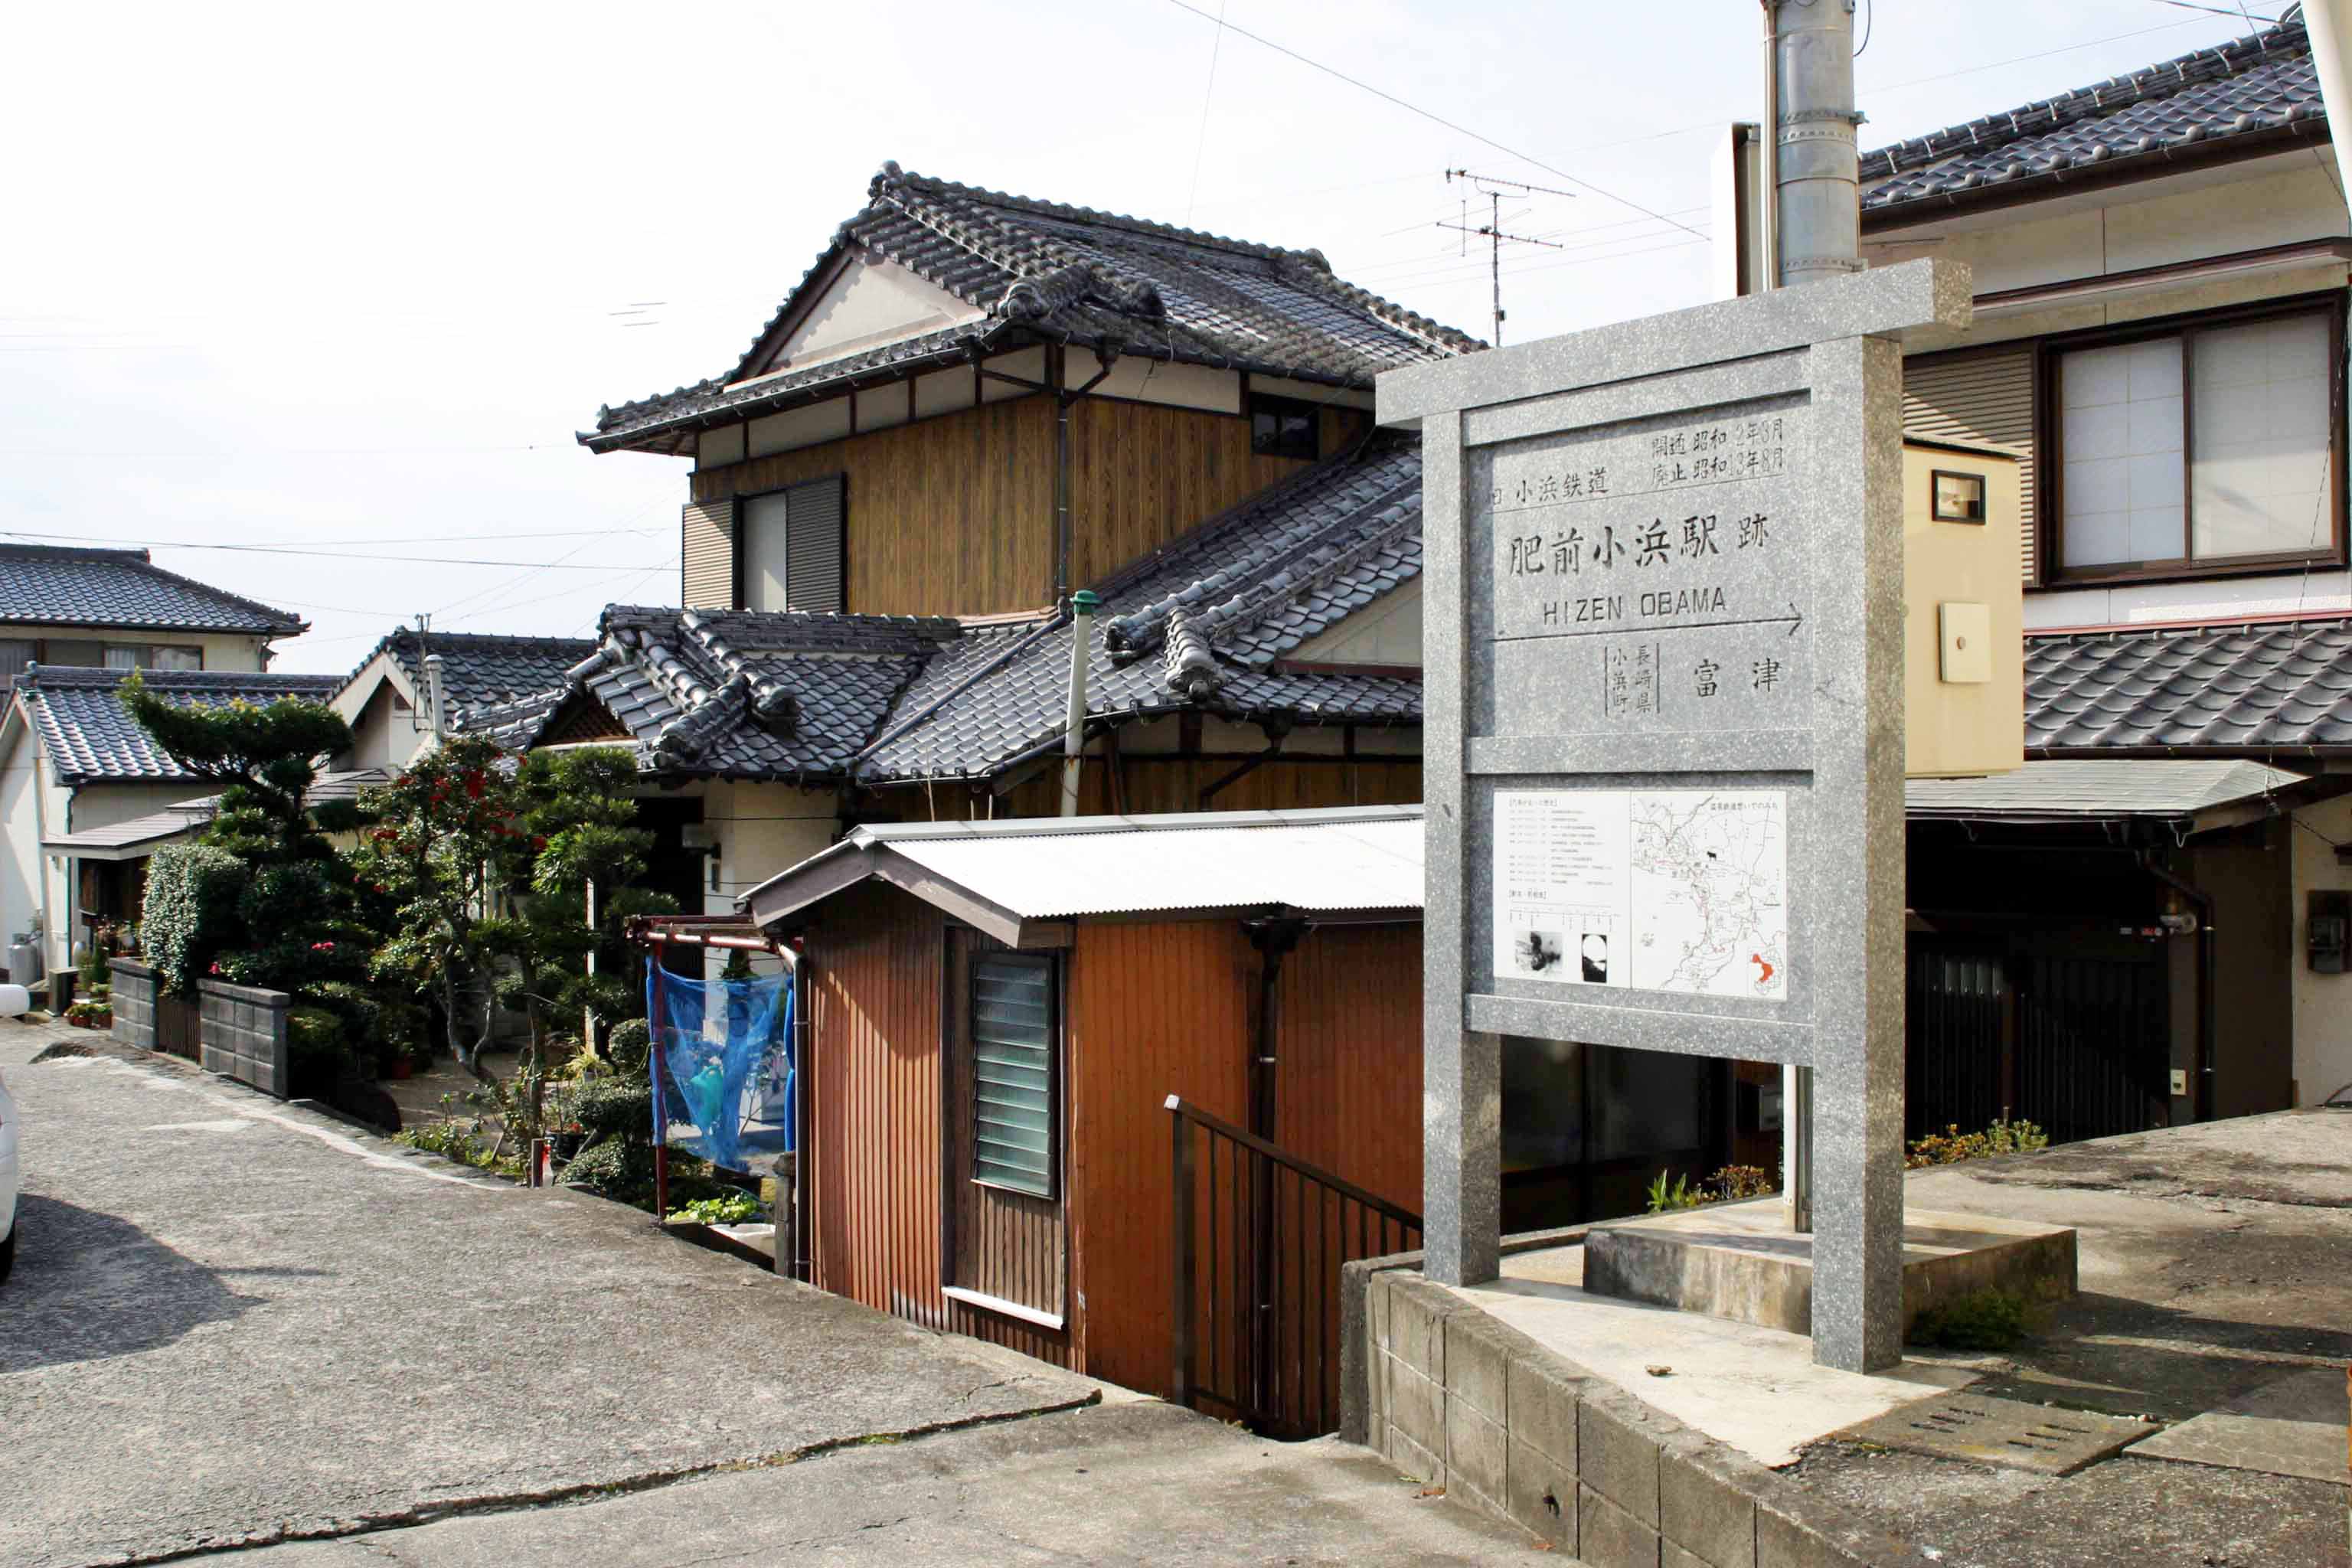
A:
[0,1030,1540,1567]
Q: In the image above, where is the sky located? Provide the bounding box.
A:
[1,0,2274,675]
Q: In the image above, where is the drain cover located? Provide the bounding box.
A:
[1833,1394,2159,1475]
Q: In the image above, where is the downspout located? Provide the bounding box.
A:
[2302,0,2352,214]
[1243,914,1305,1420]
[1053,346,1119,606]
[2141,850,2218,1124]
[1060,591,1099,817]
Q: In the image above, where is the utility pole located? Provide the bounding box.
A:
[1439,170,1575,347]
[1762,0,1863,1234]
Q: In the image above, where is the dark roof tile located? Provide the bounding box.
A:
[2027,613,2352,754]
[16,665,343,785]
[0,544,305,637]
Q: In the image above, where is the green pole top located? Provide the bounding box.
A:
[1071,590,1101,615]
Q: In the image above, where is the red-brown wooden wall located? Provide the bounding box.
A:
[797,885,1424,1401]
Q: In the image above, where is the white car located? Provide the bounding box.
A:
[0,982,30,1285]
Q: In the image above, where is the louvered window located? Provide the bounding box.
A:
[970,954,1057,1197]
[739,475,845,613]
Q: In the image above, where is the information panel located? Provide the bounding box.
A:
[1491,788,1788,1000]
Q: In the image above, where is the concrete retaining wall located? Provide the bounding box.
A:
[198,978,291,1098]
[1346,1253,1932,1567]
[109,959,159,1051]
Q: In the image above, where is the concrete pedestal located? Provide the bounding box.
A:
[1583,1197,2074,1338]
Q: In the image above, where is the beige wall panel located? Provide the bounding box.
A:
[1901,442,2023,779]
[748,398,854,458]
[697,424,746,469]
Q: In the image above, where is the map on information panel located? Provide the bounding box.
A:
[1492,788,1788,1000]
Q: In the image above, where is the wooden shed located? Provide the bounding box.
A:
[740,805,1428,1433]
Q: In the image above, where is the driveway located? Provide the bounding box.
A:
[0,1029,1540,1566]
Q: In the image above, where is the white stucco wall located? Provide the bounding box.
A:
[0,721,44,959]
[2291,791,2352,1106]
[1292,577,1423,666]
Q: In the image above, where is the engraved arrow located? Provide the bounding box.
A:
[1496,601,1807,645]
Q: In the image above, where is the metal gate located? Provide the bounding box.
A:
[1907,941,2170,1145]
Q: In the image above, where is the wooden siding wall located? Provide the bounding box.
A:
[802,881,1071,1367]
[1272,923,1425,1210]
[1067,399,1319,589]
[1904,348,2038,583]
[1066,919,1257,1397]
[997,753,1423,819]
[691,397,1057,618]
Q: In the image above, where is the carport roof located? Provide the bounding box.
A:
[1905,758,2310,825]
[740,803,1423,945]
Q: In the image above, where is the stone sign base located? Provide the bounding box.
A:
[1582,1198,2075,1338]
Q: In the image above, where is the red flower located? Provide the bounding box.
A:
[532,836,548,851]
[310,941,335,952]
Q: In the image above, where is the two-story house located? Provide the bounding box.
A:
[0,545,323,979]
[332,626,595,772]
[1867,5,2352,1128]
[484,162,1472,917]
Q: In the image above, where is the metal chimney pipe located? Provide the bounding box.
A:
[1058,591,1099,818]
[1769,0,1864,289]
[423,652,449,743]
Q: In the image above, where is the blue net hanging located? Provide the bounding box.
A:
[646,966,795,1174]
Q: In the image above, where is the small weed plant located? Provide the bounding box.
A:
[1906,1116,2050,1169]
[667,1191,763,1226]
[1645,1164,1783,1214]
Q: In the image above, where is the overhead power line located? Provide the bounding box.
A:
[1157,0,1709,242]
[0,529,664,570]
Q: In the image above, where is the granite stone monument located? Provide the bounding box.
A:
[1378,258,1971,1373]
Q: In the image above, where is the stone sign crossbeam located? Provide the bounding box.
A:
[1380,259,1971,1374]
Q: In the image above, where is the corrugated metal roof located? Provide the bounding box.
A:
[1905,759,2307,819]
[865,807,1424,918]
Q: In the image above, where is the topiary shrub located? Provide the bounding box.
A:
[142,843,246,995]
[573,1076,654,1142]
[606,1018,651,1077]
[562,1137,656,1202]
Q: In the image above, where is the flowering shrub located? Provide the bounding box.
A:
[142,843,247,995]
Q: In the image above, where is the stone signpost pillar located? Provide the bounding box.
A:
[1381,259,1969,1373]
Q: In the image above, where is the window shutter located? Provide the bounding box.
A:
[971,956,1055,1197]
[1904,348,2038,583]
[681,498,734,609]
[783,475,844,613]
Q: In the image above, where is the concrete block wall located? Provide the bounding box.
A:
[109,959,159,1051]
[198,978,292,1099]
[1349,1263,1932,1568]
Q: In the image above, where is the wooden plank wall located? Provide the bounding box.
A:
[1273,922,1424,1210]
[691,397,1057,618]
[996,751,1423,819]
[802,881,1071,1367]
[1065,918,1257,1399]
[1067,400,1312,589]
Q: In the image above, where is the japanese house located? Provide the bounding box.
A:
[510,162,1471,919]
[1873,4,2352,1124]
[737,805,1426,1435]
[0,666,341,978]
[0,546,317,979]
[332,627,593,772]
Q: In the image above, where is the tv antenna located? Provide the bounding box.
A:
[1439,169,1576,347]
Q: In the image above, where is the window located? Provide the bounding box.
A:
[738,475,846,613]
[2050,302,2341,578]
[969,954,1057,1198]
[1250,393,1320,461]
[103,645,203,671]
[0,640,31,690]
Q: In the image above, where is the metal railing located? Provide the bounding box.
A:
[1167,1093,1422,1439]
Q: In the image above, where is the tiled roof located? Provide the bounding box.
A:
[2025,615,2352,755]
[15,665,344,786]
[0,544,305,637]
[586,162,1481,453]
[346,627,597,712]
[1861,9,2320,217]
[463,436,1425,782]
